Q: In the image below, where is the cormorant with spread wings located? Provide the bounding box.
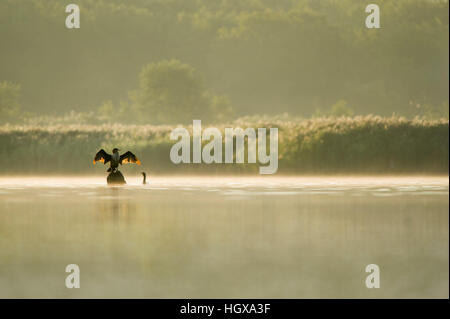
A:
[93,148,141,172]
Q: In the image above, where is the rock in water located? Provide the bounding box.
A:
[107,170,126,185]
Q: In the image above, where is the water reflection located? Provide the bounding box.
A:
[95,187,136,225]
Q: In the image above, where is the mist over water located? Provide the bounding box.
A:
[0,176,448,298]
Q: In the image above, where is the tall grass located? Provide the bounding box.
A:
[0,116,448,174]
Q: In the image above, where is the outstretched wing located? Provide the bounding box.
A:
[120,151,141,165]
[93,149,112,165]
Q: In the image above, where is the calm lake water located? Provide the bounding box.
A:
[0,176,448,298]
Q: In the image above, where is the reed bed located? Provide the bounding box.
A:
[0,116,448,174]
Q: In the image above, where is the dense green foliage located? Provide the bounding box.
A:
[129,60,234,124]
[0,116,447,174]
[0,0,448,120]
[0,82,22,123]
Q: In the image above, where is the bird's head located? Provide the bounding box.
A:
[112,148,119,154]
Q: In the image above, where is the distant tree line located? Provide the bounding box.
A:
[0,0,448,123]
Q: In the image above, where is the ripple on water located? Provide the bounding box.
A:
[38,192,63,197]
[409,191,449,196]
[76,192,97,197]
[371,192,399,197]
[372,188,392,192]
